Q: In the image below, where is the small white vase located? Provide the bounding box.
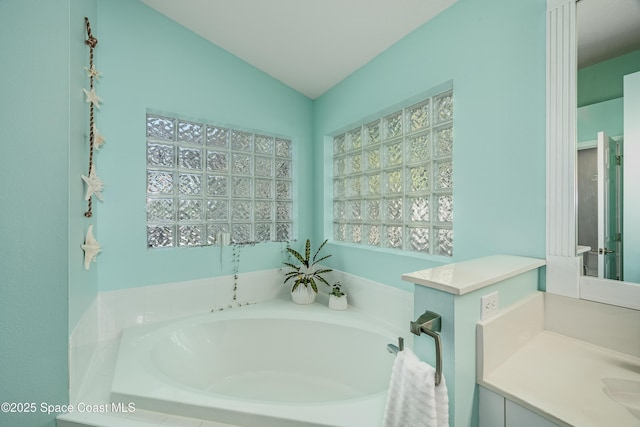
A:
[291,284,317,305]
[328,294,348,311]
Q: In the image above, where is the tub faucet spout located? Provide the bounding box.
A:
[386,337,404,355]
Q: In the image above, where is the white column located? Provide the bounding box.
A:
[546,0,580,297]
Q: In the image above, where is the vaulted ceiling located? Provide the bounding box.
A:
[140,0,457,99]
[141,0,640,98]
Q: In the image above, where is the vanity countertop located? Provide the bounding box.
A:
[402,255,545,295]
[577,245,590,255]
[477,293,640,427]
[480,331,640,426]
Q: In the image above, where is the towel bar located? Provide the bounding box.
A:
[410,310,443,386]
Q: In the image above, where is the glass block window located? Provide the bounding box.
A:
[332,88,453,256]
[146,114,293,248]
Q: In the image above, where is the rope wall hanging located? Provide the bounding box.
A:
[81,17,103,270]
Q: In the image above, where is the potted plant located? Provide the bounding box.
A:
[328,281,348,311]
[283,239,332,304]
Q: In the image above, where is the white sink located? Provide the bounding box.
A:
[602,378,640,420]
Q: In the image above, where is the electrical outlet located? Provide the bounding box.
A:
[480,291,499,320]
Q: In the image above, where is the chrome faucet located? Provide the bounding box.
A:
[386,336,404,355]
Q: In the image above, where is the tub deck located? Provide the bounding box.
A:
[58,292,405,427]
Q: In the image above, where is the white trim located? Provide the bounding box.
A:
[545,255,580,298]
[546,0,579,298]
[579,276,640,310]
[577,135,622,151]
[546,0,577,260]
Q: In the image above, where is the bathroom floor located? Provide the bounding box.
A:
[57,339,240,427]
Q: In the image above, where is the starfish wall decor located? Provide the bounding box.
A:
[81,164,104,201]
[81,17,105,271]
[81,224,101,270]
[82,17,104,219]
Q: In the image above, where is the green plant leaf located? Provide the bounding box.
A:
[286,247,306,265]
[282,262,300,270]
[309,277,318,293]
[315,275,330,287]
[312,239,329,262]
[311,254,332,266]
[304,239,311,265]
[283,238,334,293]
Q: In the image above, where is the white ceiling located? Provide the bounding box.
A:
[577,0,640,67]
[140,0,640,98]
[140,0,457,99]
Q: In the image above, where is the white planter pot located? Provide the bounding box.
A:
[291,284,317,305]
[328,294,348,311]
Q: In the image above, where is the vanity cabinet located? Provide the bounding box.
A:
[505,400,560,427]
[480,387,560,427]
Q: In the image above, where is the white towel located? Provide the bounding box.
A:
[383,348,449,427]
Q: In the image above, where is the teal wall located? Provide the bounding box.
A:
[314,0,547,291]
[577,98,623,143]
[578,49,640,107]
[1,0,548,426]
[576,49,640,143]
[0,1,78,425]
[414,270,541,427]
[95,0,313,291]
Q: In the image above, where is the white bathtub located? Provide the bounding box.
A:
[111,293,406,427]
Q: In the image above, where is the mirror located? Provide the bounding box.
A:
[576,0,640,281]
[546,0,640,310]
